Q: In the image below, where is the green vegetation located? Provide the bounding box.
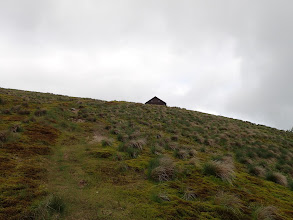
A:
[0,87,293,219]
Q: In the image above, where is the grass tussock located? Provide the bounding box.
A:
[0,130,9,143]
[34,108,47,117]
[149,156,175,182]
[254,206,284,220]
[266,172,288,186]
[214,191,244,216]
[174,149,188,159]
[249,165,266,177]
[128,139,146,151]
[30,194,65,219]
[203,159,235,183]
[182,187,197,201]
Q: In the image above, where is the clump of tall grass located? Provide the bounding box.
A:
[113,152,124,161]
[214,191,243,216]
[266,172,288,186]
[193,134,204,144]
[189,157,200,168]
[249,165,266,177]
[18,109,30,115]
[182,187,196,201]
[167,143,178,151]
[188,149,197,157]
[288,178,293,191]
[10,105,21,113]
[117,134,126,142]
[30,194,65,219]
[204,138,215,146]
[254,206,284,220]
[101,139,112,147]
[158,192,170,201]
[149,156,175,182]
[34,109,47,117]
[203,158,235,183]
[0,130,9,143]
[110,129,119,135]
[171,135,178,141]
[150,145,164,155]
[200,146,206,152]
[128,139,146,151]
[117,162,129,172]
[2,109,11,114]
[174,149,188,159]
[117,139,145,158]
[126,146,139,158]
[10,124,22,133]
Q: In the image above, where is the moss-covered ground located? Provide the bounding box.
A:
[0,87,293,219]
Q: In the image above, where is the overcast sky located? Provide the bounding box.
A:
[1,0,293,130]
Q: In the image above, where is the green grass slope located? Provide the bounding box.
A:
[0,87,293,220]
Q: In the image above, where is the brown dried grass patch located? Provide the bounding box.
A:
[24,123,60,145]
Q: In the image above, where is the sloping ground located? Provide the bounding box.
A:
[0,87,293,220]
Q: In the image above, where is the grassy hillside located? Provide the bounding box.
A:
[0,87,293,220]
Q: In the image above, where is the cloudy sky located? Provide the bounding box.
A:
[1,0,293,130]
